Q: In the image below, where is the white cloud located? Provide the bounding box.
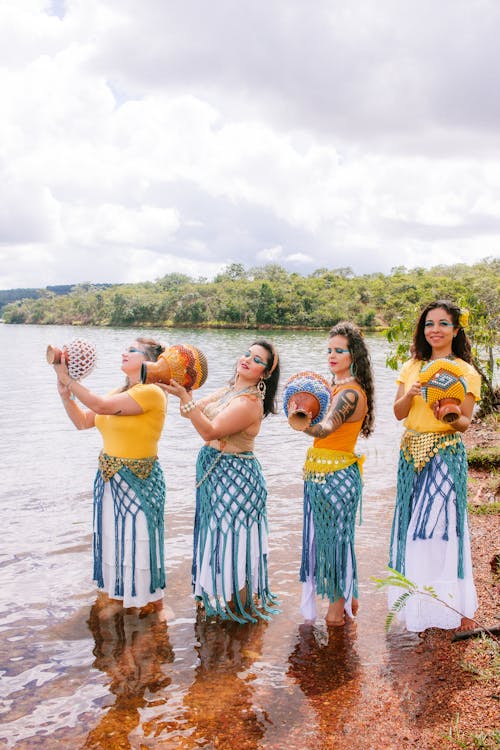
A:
[0,0,499,289]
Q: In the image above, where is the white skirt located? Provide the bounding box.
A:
[97,482,164,608]
[194,515,269,604]
[388,456,477,631]
[300,514,356,622]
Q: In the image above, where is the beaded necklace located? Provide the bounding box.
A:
[217,384,259,406]
[333,375,356,386]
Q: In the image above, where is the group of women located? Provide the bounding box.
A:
[53,299,481,633]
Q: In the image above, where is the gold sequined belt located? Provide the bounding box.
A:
[400,430,462,472]
[303,446,364,483]
[98,451,158,481]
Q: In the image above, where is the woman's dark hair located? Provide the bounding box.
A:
[328,322,375,437]
[121,336,165,391]
[411,300,472,363]
[252,339,280,417]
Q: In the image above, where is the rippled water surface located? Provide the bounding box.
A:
[0,324,418,749]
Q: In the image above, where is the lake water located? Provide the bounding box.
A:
[0,324,418,749]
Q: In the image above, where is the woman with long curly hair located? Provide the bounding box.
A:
[292,322,375,626]
[162,340,280,623]
[388,300,481,632]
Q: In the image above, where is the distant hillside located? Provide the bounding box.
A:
[0,284,112,314]
[1,261,498,333]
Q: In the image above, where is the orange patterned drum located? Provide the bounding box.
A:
[141,344,208,390]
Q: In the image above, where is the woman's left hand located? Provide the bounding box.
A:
[53,352,70,385]
[158,379,189,400]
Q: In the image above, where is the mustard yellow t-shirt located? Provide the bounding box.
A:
[94,383,167,458]
[397,358,481,433]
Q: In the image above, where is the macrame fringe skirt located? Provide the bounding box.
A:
[388,446,477,631]
[300,462,362,621]
[93,464,166,608]
[193,445,279,623]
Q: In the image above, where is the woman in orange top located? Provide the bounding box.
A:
[53,337,167,611]
[295,322,374,626]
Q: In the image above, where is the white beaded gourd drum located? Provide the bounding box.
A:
[46,338,97,381]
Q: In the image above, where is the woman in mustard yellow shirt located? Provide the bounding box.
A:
[294,322,375,626]
[389,300,481,632]
[54,338,167,611]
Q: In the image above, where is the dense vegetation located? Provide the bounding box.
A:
[2,259,498,333]
[0,283,112,315]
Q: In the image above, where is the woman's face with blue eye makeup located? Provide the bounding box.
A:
[327,335,352,380]
[423,307,457,354]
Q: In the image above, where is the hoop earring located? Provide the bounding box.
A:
[350,363,357,377]
[257,378,266,400]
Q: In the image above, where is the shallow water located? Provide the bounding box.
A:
[0,324,419,749]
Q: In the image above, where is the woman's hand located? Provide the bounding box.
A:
[53,351,71,386]
[393,381,421,420]
[406,381,422,399]
[158,379,194,416]
[159,379,189,399]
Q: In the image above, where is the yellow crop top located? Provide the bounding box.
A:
[94,383,167,458]
[313,383,367,453]
[397,358,481,433]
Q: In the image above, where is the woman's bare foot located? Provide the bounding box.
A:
[325,598,345,626]
[326,615,345,627]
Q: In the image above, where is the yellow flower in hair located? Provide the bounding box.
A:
[458,308,469,328]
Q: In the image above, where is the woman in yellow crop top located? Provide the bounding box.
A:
[388,300,481,632]
[291,322,375,627]
[53,337,167,612]
[162,340,280,623]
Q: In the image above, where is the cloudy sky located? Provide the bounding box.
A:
[1,0,500,289]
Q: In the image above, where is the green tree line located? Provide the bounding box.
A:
[3,259,498,333]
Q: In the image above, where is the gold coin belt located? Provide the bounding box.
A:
[303,446,359,483]
[401,430,461,472]
[98,451,157,481]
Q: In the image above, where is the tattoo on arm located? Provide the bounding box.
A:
[306,388,359,438]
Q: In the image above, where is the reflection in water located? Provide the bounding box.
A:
[384,627,460,726]
[287,622,361,742]
[180,611,268,749]
[83,596,174,749]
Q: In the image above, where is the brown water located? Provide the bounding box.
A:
[0,324,419,749]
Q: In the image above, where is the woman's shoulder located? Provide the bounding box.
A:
[128,382,167,407]
[455,358,482,395]
[455,357,478,375]
[397,357,419,380]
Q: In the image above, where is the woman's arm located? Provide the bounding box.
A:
[162,380,261,441]
[393,382,421,421]
[304,387,364,438]
[57,378,96,430]
[54,361,143,417]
